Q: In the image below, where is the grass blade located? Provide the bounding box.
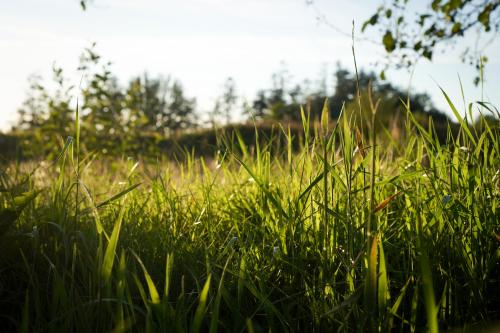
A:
[191,274,211,333]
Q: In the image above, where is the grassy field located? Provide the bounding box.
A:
[1,93,499,332]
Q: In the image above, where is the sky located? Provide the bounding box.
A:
[1,0,499,130]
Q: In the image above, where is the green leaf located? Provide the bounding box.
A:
[210,252,233,333]
[364,235,378,316]
[423,49,433,60]
[383,31,396,52]
[101,203,126,285]
[419,238,438,333]
[321,98,329,135]
[0,190,40,237]
[237,255,246,306]
[431,0,441,11]
[478,4,492,29]
[449,0,462,10]
[13,190,40,209]
[233,154,288,219]
[378,238,389,315]
[299,170,327,201]
[390,278,411,316]
[191,275,211,333]
[380,70,386,81]
[451,22,461,34]
[362,14,379,32]
[164,253,174,300]
[439,86,476,145]
[96,183,141,208]
[133,251,161,305]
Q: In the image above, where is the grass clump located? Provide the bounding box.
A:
[0,89,499,332]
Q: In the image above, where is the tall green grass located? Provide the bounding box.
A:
[0,88,499,332]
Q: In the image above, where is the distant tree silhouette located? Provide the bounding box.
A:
[249,63,448,126]
[212,77,238,125]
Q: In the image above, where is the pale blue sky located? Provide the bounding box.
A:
[1,0,499,130]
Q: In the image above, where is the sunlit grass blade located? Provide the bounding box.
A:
[438,86,476,146]
[164,253,174,300]
[80,182,108,239]
[232,154,288,219]
[378,237,389,317]
[364,234,378,319]
[191,274,211,333]
[0,190,40,236]
[96,183,141,209]
[132,250,161,305]
[209,251,233,333]
[101,203,126,285]
[418,230,438,333]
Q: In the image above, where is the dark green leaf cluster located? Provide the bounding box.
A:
[361,0,499,82]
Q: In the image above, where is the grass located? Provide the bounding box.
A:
[0,88,499,332]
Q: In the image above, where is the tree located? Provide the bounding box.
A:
[249,66,303,121]
[15,64,75,136]
[124,77,152,132]
[361,0,499,84]
[246,61,448,130]
[79,47,124,139]
[14,75,47,131]
[162,80,197,133]
[306,0,499,84]
[124,74,197,134]
[212,77,238,125]
[330,63,391,116]
[124,74,170,132]
[250,90,268,119]
[330,63,448,133]
[45,65,75,137]
[13,64,75,158]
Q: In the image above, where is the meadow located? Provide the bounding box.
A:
[1,91,499,332]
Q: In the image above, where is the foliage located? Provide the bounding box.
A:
[361,0,499,83]
[13,66,75,159]
[12,46,197,158]
[10,45,449,160]
[1,88,499,332]
[249,63,448,127]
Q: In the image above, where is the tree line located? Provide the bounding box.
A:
[8,44,449,158]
